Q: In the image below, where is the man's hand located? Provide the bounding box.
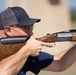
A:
[25,35,53,57]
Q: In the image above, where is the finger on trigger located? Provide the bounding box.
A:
[41,42,53,47]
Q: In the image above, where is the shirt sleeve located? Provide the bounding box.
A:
[18,52,54,75]
[29,52,54,74]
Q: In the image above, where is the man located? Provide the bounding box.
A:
[0,7,76,75]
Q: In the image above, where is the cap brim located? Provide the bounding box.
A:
[18,18,41,26]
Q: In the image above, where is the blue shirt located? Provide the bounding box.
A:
[18,52,54,75]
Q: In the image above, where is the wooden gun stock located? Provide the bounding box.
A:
[37,34,57,42]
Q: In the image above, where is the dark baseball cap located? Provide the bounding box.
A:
[0,7,41,29]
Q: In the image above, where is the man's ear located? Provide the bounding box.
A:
[4,26,12,36]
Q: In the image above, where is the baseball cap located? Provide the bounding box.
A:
[0,7,41,29]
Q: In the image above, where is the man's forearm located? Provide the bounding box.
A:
[59,44,76,71]
[43,44,76,72]
[0,46,30,75]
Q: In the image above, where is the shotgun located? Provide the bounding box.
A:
[0,29,76,44]
[0,29,76,60]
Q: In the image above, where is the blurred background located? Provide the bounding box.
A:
[0,0,76,75]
